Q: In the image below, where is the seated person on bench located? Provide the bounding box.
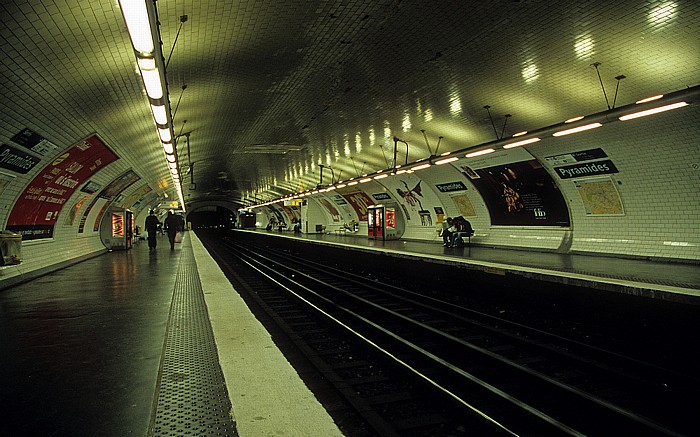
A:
[449,216,474,247]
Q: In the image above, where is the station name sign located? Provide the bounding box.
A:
[0,144,40,174]
[435,181,467,192]
[554,160,619,179]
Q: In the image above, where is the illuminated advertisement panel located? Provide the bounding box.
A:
[452,148,570,226]
[112,213,124,237]
[6,135,118,240]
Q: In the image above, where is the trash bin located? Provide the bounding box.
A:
[0,231,22,266]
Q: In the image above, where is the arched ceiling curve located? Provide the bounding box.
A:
[1,1,698,208]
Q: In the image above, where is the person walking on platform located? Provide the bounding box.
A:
[144,210,161,251]
[164,211,182,251]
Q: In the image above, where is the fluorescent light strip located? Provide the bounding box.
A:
[140,67,163,99]
[359,178,372,183]
[374,174,388,179]
[336,183,346,188]
[151,104,167,125]
[395,169,408,174]
[163,142,174,154]
[552,123,602,137]
[158,127,172,142]
[166,154,176,163]
[564,116,584,123]
[503,137,541,149]
[347,181,358,186]
[512,131,527,137]
[636,94,663,104]
[412,163,431,171]
[434,156,458,165]
[619,102,688,121]
[119,0,154,54]
[466,148,495,158]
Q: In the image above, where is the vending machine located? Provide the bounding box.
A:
[100,207,134,250]
[368,204,400,240]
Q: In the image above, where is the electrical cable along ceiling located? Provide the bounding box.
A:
[1,1,698,209]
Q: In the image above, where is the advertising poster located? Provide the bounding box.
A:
[376,175,441,227]
[6,135,119,240]
[64,195,93,226]
[452,148,570,226]
[318,197,342,222]
[78,170,140,233]
[121,184,152,209]
[340,191,375,221]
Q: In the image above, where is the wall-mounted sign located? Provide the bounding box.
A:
[575,177,624,215]
[435,181,467,192]
[371,192,391,200]
[80,180,102,194]
[6,135,119,240]
[554,160,619,179]
[332,194,348,205]
[545,148,608,166]
[11,128,59,156]
[0,144,40,174]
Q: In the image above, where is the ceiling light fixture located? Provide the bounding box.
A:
[466,148,496,158]
[434,156,458,165]
[619,102,688,121]
[503,137,541,149]
[119,0,184,211]
[412,163,431,171]
[635,95,664,104]
[151,104,167,125]
[119,0,154,54]
[564,116,584,123]
[552,123,602,137]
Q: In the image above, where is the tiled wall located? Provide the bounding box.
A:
[0,158,146,285]
[292,104,699,261]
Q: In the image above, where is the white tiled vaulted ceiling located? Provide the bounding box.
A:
[1,0,698,207]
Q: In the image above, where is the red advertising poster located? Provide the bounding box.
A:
[6,135,119,240]
[341,191,375,221]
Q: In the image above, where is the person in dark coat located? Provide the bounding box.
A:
[144,210,160,251]
[164,211,182,250]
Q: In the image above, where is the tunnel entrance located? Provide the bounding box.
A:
[186,206,236,230]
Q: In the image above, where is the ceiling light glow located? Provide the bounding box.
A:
[552,123,602,136]
[119,0,154,54]
[141,67,163,99]
[151,104,167,125]
[619,102,688,121]
[636,95,664,104]
[466,148,496,158]
[435,157,458,165]
[158,127,172,142]
[503,137,541,149]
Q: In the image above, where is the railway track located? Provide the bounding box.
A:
[199,232,698,436]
